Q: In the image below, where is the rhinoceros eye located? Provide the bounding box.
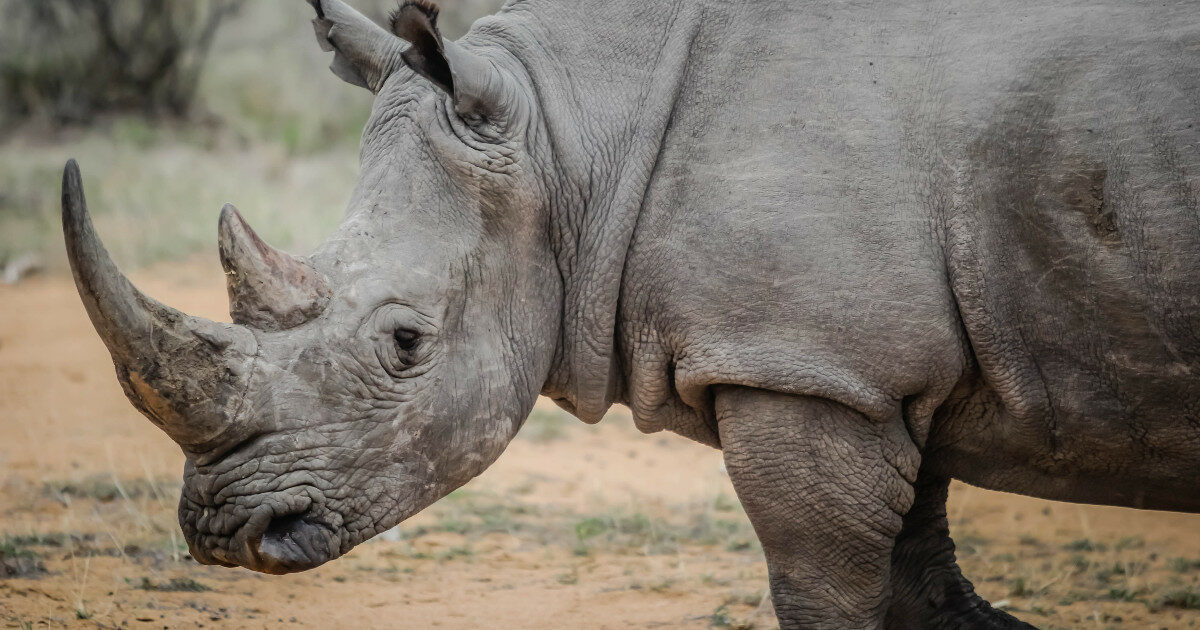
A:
[381,325,426,377]
[370,304,435,378]
[393,328,420,354]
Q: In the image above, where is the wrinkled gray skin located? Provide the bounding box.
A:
[62,0,1199,627]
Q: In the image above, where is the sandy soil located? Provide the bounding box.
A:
[1,261,1198,629]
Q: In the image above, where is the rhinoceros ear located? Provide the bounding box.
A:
[389,0,510,121]
[309,0,405,93]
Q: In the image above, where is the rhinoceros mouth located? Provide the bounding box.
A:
[248,512,338,574]
[185,488,343,574]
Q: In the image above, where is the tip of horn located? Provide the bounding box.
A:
[61,158,105,289]
[63,158,81,187]
[218,202,268,264]
[218,203,242,249]
[219,202,240,224]
[61,159,85,228]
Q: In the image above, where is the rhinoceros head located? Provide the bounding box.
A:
[62,0,560,574]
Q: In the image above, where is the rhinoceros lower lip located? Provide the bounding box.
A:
[248,513,336,574]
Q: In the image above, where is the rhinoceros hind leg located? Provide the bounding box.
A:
[885,474,1037,630]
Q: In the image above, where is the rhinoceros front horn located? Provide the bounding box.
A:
[217,204,330,331]
[62,160,257,450]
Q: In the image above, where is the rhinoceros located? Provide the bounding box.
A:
[61,0,1199,627]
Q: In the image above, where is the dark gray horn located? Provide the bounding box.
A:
[217,204,330,331]
[61,160,257,449]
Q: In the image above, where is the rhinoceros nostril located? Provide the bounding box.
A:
[252,512,332,574]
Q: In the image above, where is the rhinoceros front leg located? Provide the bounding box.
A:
[716,387,920,630]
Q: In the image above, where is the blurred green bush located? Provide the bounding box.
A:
[0,0,240,127]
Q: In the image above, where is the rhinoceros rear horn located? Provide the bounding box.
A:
[62,160,257,450]
[218,204,330,331]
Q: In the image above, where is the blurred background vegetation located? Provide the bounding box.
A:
[0,0,502,278]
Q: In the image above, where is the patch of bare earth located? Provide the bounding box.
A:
[1,262,1198,629]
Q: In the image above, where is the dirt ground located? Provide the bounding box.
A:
[1,261,1198,629]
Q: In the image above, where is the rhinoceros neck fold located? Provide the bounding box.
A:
[465,0,703,422]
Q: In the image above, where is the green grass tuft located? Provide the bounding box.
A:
[1158,587,1200,610]
[131,576,213,592]
[1062,538,1106,552]
[0,538,39,559]
[1168,557,1200,573]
